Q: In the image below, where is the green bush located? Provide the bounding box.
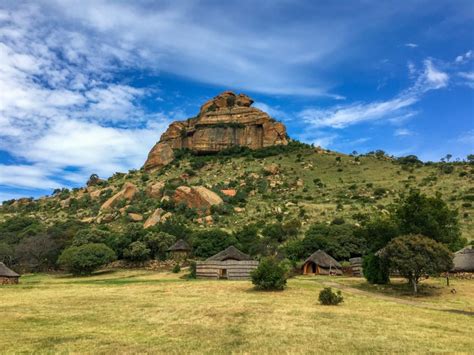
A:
[251,257,287,291]
[362,253,389,284]
[58,243,116,275]
[318,287,344,305]
[188,261,196,278]
[172,264,181,273]
[123,241,151,261]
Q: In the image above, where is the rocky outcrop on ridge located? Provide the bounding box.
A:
[143,91,288,171]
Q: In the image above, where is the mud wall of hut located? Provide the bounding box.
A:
[196,260,259,280]
[1,277,19,285]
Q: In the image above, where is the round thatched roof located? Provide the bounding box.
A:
[206,246,252,261]
[303,250,341,268]
[0,262,20,277]
[167,239,191,252]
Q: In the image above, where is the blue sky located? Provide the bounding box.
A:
[0,0,473,201]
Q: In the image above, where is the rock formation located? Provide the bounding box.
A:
[173,186,223,214]
[144,91,288,171]
[100,182,138,210]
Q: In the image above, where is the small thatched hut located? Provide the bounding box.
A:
[302,250,342,275]
[0,262,20,285]
[167,239,191,261]
[196,246,259,280]
[452,246,474,272]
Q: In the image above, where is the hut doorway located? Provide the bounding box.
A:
[219,269,228,279]
[304,262,317,274]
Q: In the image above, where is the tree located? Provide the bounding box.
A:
[191,229,237,258]
[234,224,263,256]
[301,223,364,260]
[251,257,287,291]
[445,154,452,162]
[467,154,474,164]
[14,234,61,271]
[382,235,453,293]
[355,217,399,253]
[0,242,14,266]
[58,243,116,275]
[395,191,464,250]
[362,253,389,284]
[123,241,150,261]
[143,232,175,260]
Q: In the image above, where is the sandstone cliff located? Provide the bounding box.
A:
[143,91,288,170]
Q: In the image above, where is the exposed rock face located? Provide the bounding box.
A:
[173,186,223,214]
[146,181,165,199]
[143,91,288,171]
[100,182,138,210]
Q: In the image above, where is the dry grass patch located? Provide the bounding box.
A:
[0,271,473,353]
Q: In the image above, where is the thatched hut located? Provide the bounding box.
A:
[452,246,474,272]
[0,262,20,285]
[167,239,191,261]
[302,250,342,275]
[196,246,259,280]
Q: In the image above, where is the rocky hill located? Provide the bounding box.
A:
[0,92,473,272]
[144,91,288,170]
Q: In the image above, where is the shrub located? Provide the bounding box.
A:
[251,257,287,291]
[318,287,344,305]
[172,264,181,273]
[188,261,196,279]
[58,243,116,275]
[362,254,389,284]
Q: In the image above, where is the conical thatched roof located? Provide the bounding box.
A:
[206,246,252,261]
[303,250,341,268]
[452,246,474,272]
[167,239,191,252]
[0,262,20,277]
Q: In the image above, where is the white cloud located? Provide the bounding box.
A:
[422,59,448,89]
[457,130,474,145]
[455,50,473,63]
[253,102,290,121]
[405,43,418,48]
[0,4,172,192]
[458,72,474,88]
[394,128,414,137]
[298,59,449,129]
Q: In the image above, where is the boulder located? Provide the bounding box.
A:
[100,182,138,210]
[143,91,288,170]
[144,208,165,229]
[264,163,279,175]
[128,213,143,222]
[60,198,71,208]
[146,181,165,199]
[173,186,223,214]
[221,189,237,197]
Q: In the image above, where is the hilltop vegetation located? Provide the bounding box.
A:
[0,142,473,272]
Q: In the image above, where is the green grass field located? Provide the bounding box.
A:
[1,270,473,353]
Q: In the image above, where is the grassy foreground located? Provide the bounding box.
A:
[1,270,473,353]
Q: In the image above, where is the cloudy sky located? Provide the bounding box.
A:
[0,0,473,201]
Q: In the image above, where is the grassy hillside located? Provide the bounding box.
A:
[1,144,473,241]
[1,270,473,353]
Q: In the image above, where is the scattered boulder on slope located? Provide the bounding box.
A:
[173,186,223,214]
[100,182,138,210]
